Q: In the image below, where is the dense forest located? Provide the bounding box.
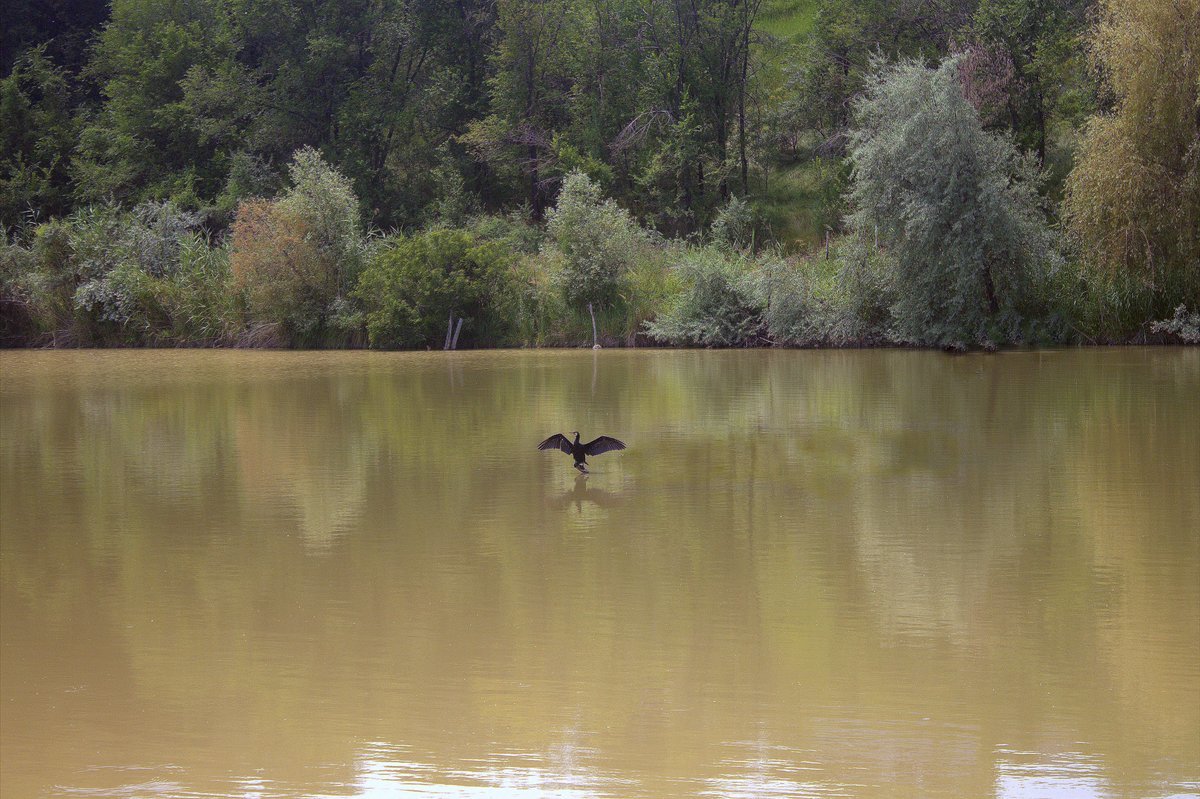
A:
[1,0,1197,349]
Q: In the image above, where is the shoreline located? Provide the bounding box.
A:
[2,338,1195,353]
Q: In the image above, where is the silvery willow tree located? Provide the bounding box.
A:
[847,57,1059,348]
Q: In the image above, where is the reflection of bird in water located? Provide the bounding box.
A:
[538,431,626,473]
[555,474,618,512]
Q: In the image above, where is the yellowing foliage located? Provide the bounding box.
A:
[230,198,327,335]
[1064,0,1200,298]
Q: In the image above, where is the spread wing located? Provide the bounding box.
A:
[537,433,572,454]
[583,436,627,456]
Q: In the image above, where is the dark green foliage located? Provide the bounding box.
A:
[1047,260,1193,345]
[354,230,518,349]
[2,0,109,76]
[466,210,545,256]
[781,0,974,158]
[462,0,577,220]
[62,0,498,229]
[1,48,79,228]
[216,151,282,220]
[1,238,40,344]
[73,0,232,207]
[968,0,1093,166]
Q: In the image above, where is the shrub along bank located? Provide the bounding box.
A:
[2,158,1194,351]
[3,59,1196,351]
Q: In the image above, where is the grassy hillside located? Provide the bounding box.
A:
[757,0,819,40]
[753,0,829,252]
[757,160,844,253]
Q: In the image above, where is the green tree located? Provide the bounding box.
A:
[463,0,578,219]
[545,170,650,312]
[847,57,1058,347]
[624,0,764,226]
[207,0,446,225]
[645,247,763,346]
[72,0,231,206]
[72,0,477,227]
[0,47,79,228]
[970,0,1093,165]
[783,0,975,157]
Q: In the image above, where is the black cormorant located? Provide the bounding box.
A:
[538,431,626,473]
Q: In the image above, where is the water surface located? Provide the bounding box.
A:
[2,349,1198,798]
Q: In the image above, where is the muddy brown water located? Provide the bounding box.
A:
[2,349,1197,798]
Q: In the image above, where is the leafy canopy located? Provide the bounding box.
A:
[1063,0,1200,316]
[847,56,1059,347]
[354,229,516,349]
[545,170,651,311]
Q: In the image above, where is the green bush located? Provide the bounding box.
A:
[216,151,281,219]
[2,201,216,344]
[1,237,40,344]
[0,198,241,345]
[758,240,894,346]
[1151,306,1200,344]
[353,229,518,349]
[645,247,764,347]
[423,147,480,228]
[618,245,678,344]
[20,217,79,337]
[1039,257,1161,343]
[87,203,216,343]
[504,248,572,346]
[709,196,758,251]
[158,236,234,343]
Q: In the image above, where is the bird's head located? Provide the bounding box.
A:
[571,430,580,440]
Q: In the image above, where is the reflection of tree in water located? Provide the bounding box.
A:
[232,376,376,549]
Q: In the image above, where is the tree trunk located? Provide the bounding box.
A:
[1034,88,1047,167]
[982,263,1000,315]
[530,145,542,220]
[738,5,753,195]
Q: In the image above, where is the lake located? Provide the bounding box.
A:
[1,348,1197,798]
